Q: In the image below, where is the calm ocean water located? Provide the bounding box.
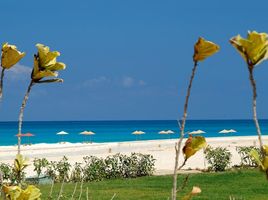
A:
[0,120,268,146]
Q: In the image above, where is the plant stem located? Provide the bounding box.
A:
[78,179,84,200]
[248,66,264,153]
[57,177,65,200]
[18,80,34,155]
[171,61,198,200]
[71,182,78,200]
[0,68,5,100]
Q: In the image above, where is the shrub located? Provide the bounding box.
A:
[205,146,231,171]
[0,163,12,182]
[33,158,49,178]
[137,153,155,176]
[70,162,83,182]
[55,156,71,182]
[104,154,122,179]
[83,156,106,182]
[45,161,57,181]
[31,153,155,183]
[236,146,261,167]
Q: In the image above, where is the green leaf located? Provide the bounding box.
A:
[46,62,66,71]
[191,136,207,151]
[249,149,264,170]
[36,78,64,84]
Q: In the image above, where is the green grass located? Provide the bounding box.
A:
[38,169,268,200]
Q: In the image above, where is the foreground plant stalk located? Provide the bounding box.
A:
[171,61,198,200]
[0,68,5,100]
[229,31,268,156]
[171,37,219,199]
[248,66,264,152]
[18,80,34,155]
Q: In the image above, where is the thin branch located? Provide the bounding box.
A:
[111,193,117,200]
[178,159,187,171]
[18,80,34,155]
[172,61,198,200]
[0,68,5,100]
[78,179,84,200]
[49,179,55,199]
[57,176,65,200]
[248,66,264,154]
[86,187,89,200]
[70,182,78,200]
[176,174,190,193]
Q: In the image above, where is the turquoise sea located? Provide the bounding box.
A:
[0,120,268,146]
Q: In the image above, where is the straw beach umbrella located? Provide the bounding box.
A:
[189,130,206,135]
[166,130,175,134]
[158,130,174,139]
[132,130,145,140]
[80,131,95,143]
[158,130,169,134]
[219,129,237,134]
[56,131,69,143]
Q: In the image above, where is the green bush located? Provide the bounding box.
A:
[205,146,231,172]
[236,146,261,167]
[83,156,106,182]
[56,156,71,182]
[104,154,122,179]
[33,158,49,178]
[70,162,83,182]
[45,161,57,181]
[41,153,155,182]
[0,153,155,184]
[137,153,155,176]
[0,163,12,182]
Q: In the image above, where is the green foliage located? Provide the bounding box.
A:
[13,154,29,185]
[83,155,106,182]
[45,161,57,181]
[56,156,71,182]
[70,162,83,182]
[43,157,71,182]
[39,153,155,183]
[0,163,12,182]
[104,155,122,179]
[250,146,268,178]
[236,146,261,167]
[205,146,231,172]
[33,158,49,178]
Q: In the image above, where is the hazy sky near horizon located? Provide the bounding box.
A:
[1,0,268,121]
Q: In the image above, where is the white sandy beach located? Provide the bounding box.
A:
[1,136,268,176]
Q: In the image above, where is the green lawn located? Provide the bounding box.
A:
[38,169,268,200]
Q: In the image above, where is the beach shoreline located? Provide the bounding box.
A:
[1,135,267,176]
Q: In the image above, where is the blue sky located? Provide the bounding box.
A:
[0,0,268,121]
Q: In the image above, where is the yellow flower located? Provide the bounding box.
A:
[32,43,66,82]
[3,185,41,200]
[193,37,220,62]
[1,43,25,69]
[230,31,268,66]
